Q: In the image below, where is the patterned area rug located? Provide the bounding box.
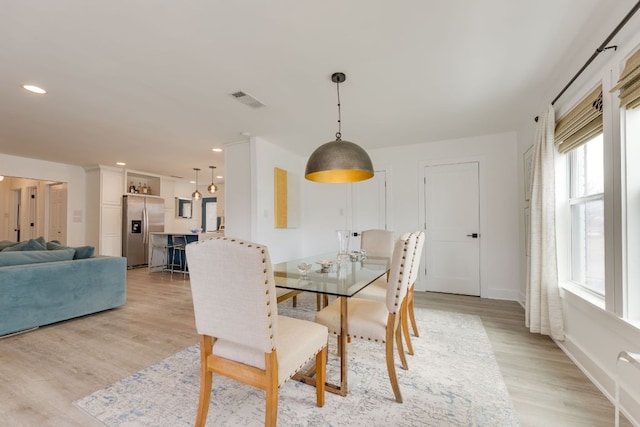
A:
[74,294,519,426]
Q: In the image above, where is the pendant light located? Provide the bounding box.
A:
[192,168,202,200]
[305,72,374,183]
[208,166,218,193]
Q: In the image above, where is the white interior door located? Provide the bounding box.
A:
[10,189,21,241]
[26,186,37,239]
[424,162,480,296]
[48,183,67,244]
[351,170,387,250]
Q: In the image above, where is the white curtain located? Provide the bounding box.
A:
[526,105,565,341]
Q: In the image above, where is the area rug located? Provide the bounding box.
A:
[74,294,519,426]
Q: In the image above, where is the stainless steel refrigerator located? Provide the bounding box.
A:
[122,195,165,268]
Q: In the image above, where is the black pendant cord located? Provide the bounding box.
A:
[336,80,342,141]
[534,0,640,122]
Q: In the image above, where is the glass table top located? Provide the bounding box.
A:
[273,253,389,298]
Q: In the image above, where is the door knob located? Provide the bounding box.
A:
[466,233,479,238]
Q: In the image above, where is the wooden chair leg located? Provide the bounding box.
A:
[408,285,419,337]
[196,335,213,427]
[395,315,409,370]
[264,352,278,427]
[315,346,327,407]
[401,297,414,355]
[292,295,298,307]
[385,314,403,403]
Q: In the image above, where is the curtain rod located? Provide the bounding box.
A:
[534,0,640,122]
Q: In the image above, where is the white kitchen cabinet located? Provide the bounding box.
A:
[85,166,124,256]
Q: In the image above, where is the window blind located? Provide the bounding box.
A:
[554,86,603,154]
[611,48,640,109]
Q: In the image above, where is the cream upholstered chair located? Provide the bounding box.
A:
[356,229,397,302]
[357,231,424,356]
[356,229,395,302]
[360,229,394,258]
[315,233,416,403]
[186,237,328,427]
[401,231,425,355]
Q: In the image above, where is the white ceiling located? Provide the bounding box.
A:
[0,1,637,181]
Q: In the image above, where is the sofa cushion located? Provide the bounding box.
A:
[46,241,95,259]
[0,249,75,267]
[2,238,46,252]
[0,240,17,251]
[73,246,95,260]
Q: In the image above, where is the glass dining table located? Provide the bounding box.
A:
[273,253,390,396]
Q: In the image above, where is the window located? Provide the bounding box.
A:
[569,134,604,296]
[622,106,640,321]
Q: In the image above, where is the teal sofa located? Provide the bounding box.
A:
[0,250,126,337]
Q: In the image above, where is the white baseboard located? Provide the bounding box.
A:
[482,288,520,301]
[555,334,640,426]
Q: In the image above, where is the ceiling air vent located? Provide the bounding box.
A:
[231,91,265,108]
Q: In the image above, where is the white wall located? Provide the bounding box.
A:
[301,179,350,257]
[224,132,520,298]
[366,132,520,300]
[0,153,86,246]
[252,137,307,263]
[224,140,253,241]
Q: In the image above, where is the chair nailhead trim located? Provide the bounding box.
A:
[330,332,386,343]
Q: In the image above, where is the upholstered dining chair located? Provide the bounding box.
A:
[401,231,425,355]
[357,231,424,356]
[360,229,395,258]
[186,237,328,427]
[356,230,398,303]
[357,229,395,302]
[315,233,416,403]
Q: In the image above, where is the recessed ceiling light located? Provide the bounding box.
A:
[116,162,126,166]
[189,180,196,184]
[212,148,223,152]
[216,175,223,179]
[22,84,47,94]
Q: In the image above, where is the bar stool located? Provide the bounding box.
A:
[169,235,189,279]
[149,235,172,274]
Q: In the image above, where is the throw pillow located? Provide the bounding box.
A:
[0,240,17,251]
[46,241,69,250]
[3,238,46,252]
[35,236,46,247]
[73,246,95,259]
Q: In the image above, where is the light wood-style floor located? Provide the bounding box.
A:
[0,268,631,426]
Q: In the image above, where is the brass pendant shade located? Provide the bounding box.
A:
[192,168,202,200]
[208,165,218,193]
[305,139,373,183]
[304,72,374,183]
